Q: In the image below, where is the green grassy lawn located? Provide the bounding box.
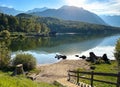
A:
[0,71,57,87]
[78,60,118,87]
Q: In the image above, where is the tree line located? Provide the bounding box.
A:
[1,13,120,35]
[0,13,50,35]
[36,17,120,34]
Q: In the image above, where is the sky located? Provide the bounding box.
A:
[0,0,120,15]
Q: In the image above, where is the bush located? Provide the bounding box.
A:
[114,39,120,72]
[13,53,36,71]
[0,30,10,39]
[0,42,11,70]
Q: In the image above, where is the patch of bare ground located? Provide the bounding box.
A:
[35,59,90,83]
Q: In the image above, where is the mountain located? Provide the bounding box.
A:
[0,6,23,15]
[100,15,120,27]
[31,5,107,25]
[27,7,48,13]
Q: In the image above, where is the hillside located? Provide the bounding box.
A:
[0,13,120,35]
[18,13,120,34]
[36,16,120,34]
[0,13,50,34]
[31,5,107,25]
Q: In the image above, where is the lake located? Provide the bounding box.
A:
[11,34,120,64]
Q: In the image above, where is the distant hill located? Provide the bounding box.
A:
[0,6,23,15]
[26,7,48,13]
[31,5,107,25]
[17,13,120,34]
[36,16,120,34]
[100,15,120,27]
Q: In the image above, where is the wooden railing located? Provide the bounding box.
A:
[68,70,120,87]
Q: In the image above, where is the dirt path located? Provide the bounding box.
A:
[36,60,90,83]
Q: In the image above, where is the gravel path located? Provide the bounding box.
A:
[36,60,90,83]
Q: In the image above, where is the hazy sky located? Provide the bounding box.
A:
[0,0,120,15]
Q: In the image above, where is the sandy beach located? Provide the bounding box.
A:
[35,59,90,83]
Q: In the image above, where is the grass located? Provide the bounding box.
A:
[93,60,118,73]
[0,71,58,87]
[77,60,118,87]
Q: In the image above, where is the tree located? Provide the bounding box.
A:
[41,23,50,35]
[114,39,120,72]
[7,15,19,32]
[35,23,41,33]
[0,42,11,69]
[0,30,11,39]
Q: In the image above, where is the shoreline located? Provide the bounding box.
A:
[37,58,81,66]
[36,59,90,83]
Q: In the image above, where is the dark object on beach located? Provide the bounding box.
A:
[75,55,79,57]
[86,52,98,63]
[85,52,111,64]
[102,54,111,64]
[55,54,67,60]
[80,55,86,59]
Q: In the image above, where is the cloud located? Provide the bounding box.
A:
[65,0,120,15]
[85,0,110,4]
[1,4,13,8]
[87,0,120,15]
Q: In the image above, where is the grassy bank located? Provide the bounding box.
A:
[0,71,57,87]
[77,60,118,87]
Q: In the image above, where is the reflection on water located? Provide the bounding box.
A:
[10,34,120,64]
[79,35,120,60]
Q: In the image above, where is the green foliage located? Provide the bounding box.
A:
[37,17,120,34]
[1,13,120,35]
[0,41,11,69]
[78,61,118,87]
[0,13,18,31]
[93,61,117,73]
[17,14,50,34]
[0,71,58,87]
[114,39,120,72]
[13,53,36,71]
[0,30,11,39]
[0,13,50,35]
[38,82,58,87]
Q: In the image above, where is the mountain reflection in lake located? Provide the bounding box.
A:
[11,34,120,64]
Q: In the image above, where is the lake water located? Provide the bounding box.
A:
[11,34,120,64]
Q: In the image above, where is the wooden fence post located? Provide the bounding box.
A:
[67,70,70,81]
[117,72,120,87]
[77,71,80,85]
[91,71,94,87]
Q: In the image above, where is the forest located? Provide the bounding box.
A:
[0,13,120,36]
[0,13,50,35]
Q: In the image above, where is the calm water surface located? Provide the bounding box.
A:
[11,34,120,64]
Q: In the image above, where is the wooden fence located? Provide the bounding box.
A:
[68,70,120,87]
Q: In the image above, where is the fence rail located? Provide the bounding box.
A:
[68,70,120,87]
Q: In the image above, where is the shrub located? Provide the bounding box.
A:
[13,53,36,71]
[114,39,120,72]
[0,42,11,70]
[0,30,10,39]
